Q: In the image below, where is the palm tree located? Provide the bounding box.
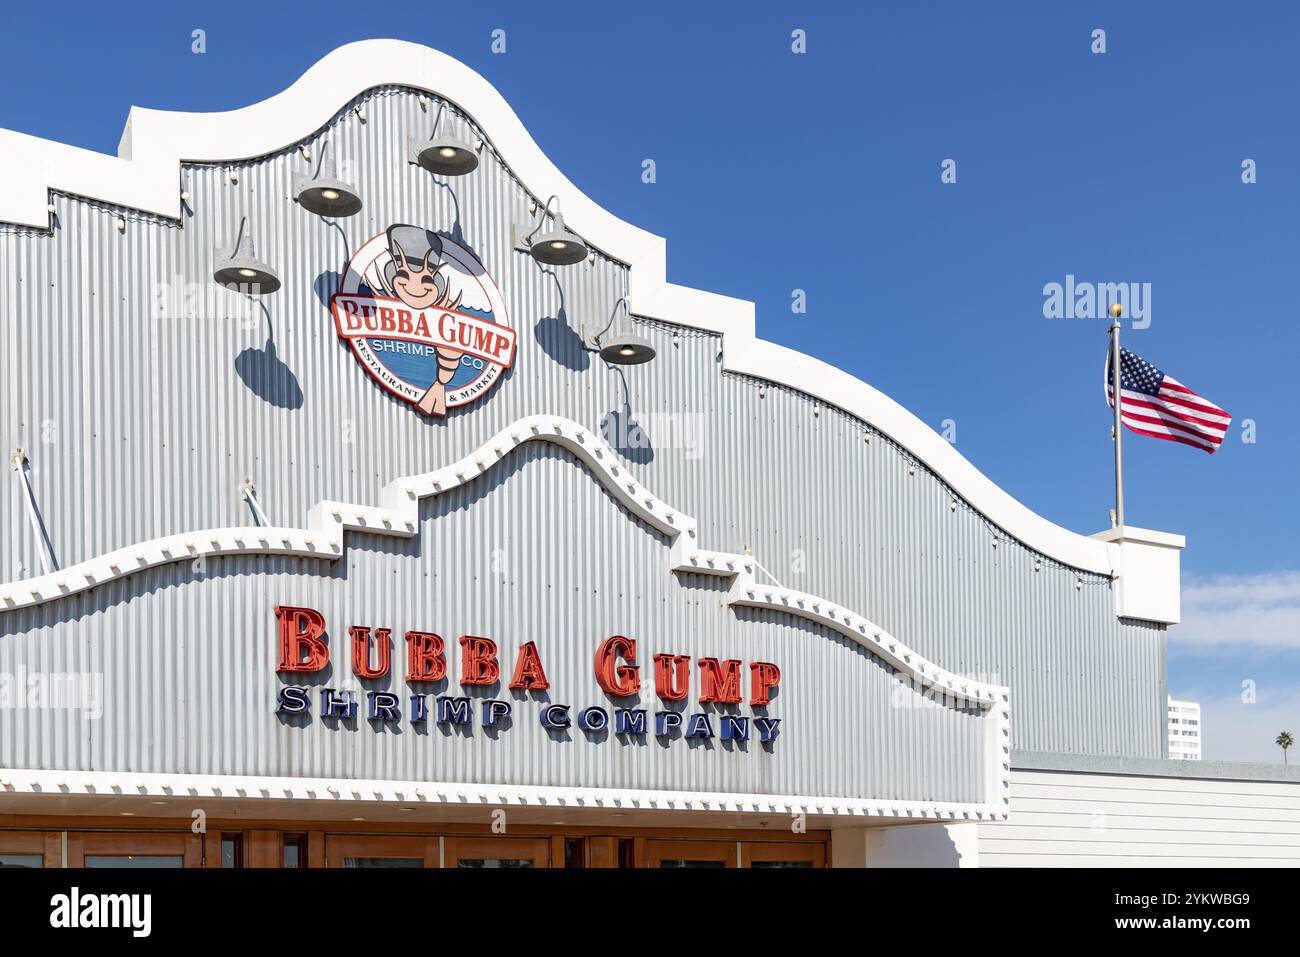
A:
[1278,731,1294,765]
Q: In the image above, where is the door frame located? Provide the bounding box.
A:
[0,830,61,868]
[643,839,738,868]
[443,836,550,868]
[66,831,201,868]
[740,841,826,868]
[324,834,439,868]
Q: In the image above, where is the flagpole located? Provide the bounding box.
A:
[1109,302,1125,530]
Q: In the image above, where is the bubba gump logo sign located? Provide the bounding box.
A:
[273,606,783,744]
[330,224,515,416]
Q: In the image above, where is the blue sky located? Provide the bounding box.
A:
[2,1,1295,762]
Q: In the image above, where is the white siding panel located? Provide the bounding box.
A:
[980,768,1300,867]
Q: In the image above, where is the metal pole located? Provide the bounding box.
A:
[1110,317,1125,530]
[11,448,58,574]
[241,479,271,527]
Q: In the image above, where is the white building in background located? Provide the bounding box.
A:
[1168,698,1202,760]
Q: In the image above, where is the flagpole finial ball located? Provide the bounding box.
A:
[1108,303,1124,318]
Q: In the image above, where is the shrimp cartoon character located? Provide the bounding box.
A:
[331,223,514,416]
[380,225,464,416]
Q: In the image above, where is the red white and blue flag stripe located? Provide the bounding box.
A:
[1105,346,1231,454]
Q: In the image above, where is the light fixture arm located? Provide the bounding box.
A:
[585,295,628,352]
[429,101,448,138]
[311,140,331,179]
[525,195,561,245]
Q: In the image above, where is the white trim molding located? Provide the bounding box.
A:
[0,767,1008,823]
[0,39,1181,586]
[1091,526,1184,624]
[0,414,1010,819]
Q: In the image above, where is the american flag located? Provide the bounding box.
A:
[1105,346,1231,453]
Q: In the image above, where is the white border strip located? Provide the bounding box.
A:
[0,39,1149,575]
[0,767,1008,822]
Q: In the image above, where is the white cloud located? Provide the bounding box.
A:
[1171,571,1300,649]
[1172,684,1300,764]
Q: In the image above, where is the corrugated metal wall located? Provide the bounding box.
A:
[0,86,1165,799]
[0,446,986,802]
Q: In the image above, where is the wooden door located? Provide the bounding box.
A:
[0,831,60,868]
[324,834,438,868]
[444,836,550,868]
[643,839,737,868]
[740,841,826,868]
[66,832,200,868]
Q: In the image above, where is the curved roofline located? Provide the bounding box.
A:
[0,38,1172,575]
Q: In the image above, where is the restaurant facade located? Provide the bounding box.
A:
[1,40,1296,868]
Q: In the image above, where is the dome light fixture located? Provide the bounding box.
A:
[410,102,480,176]
[293,147,362,217]
[213,217,281,294]
[589,296,656,366]
[599,333,657,366]
[515,195,589,266]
